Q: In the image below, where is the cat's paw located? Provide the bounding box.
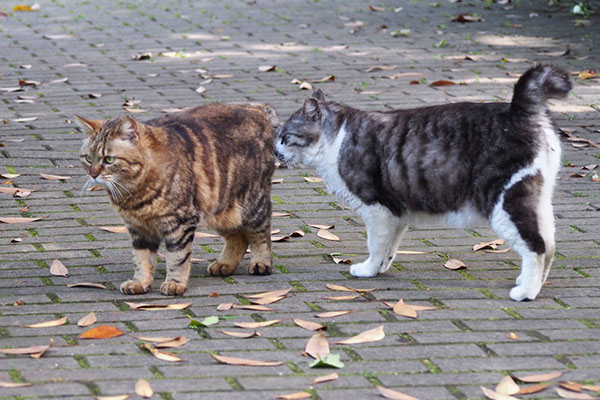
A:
[509,283,541,302]
[249,262,271,275]
[350,261,379,278]
[160,280,187,296]
[120,280,150,295]
[207,261,238,276]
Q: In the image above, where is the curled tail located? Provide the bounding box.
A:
[511,65,572,112]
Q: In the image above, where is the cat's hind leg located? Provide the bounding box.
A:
[350,205,401,278]
[537,196,556,284]
[120,234,159,295]
[378,224,408,274]
[208,231,249,276]
[491,173,546,301]
[247,227,272,275]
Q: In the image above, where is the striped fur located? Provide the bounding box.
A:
[78,103,277,295]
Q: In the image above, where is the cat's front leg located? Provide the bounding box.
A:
[350,205,400,278]
[161,224,196,295]
[121,235,160,295]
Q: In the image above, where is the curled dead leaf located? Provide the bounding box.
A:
[496,376,520,396]
[234,319,280,329]
[377,385,420,400]
[316,310,351,318]
[125,301,192,311]
[333,325,385,345]
[480,386,519,400]
[276,392,312,399]
[67,282,107,289]
[98,226,129,234]
[293,318,326,331]
[305,331,330,359]
[141,343,183,362]
[49,259,68,277]
[444,259,466,270]
[25,316,67,328]
[326,283,374,293]
[0,216,44,224]
[313,372,339,384]
[218,330,261,338]
[77,312,97,327]
[0,345,49,357]
[211,354,283,366]
[473,239,505,252]
[430,80,457,87]
[514,371,565,383]
[317,229,340,241]
[515,383,551,395]
[40,173,71,180]
[258,65,277,72]
[135,379,153,398]
[366,65,397,73]
[555,387,595,399]
[231,304,273,312]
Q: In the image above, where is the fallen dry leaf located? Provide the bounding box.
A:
[258,65,277,72]
[330,253,352,264]
[273,212,291,217]
[392,299,418,319]
[303,176,323,183]
[324,294,360,300]
[39,173,71,181]
[79,325,125,339]
[234,319,281,329]
[316,310,351,318]
[496,376,520,396]
[155,336,189,349]
[0,216,44,224]
[135,379,153,398]
[293,318,326,331]
[366,65,397,73]
[0,382,33,388]
[98,226,129,234]
[217,303,233,311]
[453,13,484,23]
[125,302,192,311]
[326,283,374,293]
[271,235,291,242]
[369,5,386,11]
[313,75,335,83]
[307,223,334,230]
[231,304,273,312]
[141,343,183,362]
[344,20,364,29]
[276,392,312,399]
[250,296,286,305]
[272,178,284,184]
[431,80,457,87]
[299,81,313,90]
[0,345,49,357]
[507,332,519,340]
[67,282,107,289]
[480,386,519,400]
[377,385,420,400]
[333,324,384,345]
[162,108,184,113]
[555,387,595,399]
[515,383,551,395]
[313,372,339,384]
[211,354,283,367]
[49,259,68,277]
[305,331,330,359]
[77,312,97,327]
[385,72,425,80]
[290,230,305,238]
[0,186,36,195]
[444,259,466,270]
[473,239,505,252]
[0,173,21,179]
[96,395,129,400]
[515,371,565,383]
[317,229,340,241]
[218,330,261,338]
[25,316,67,328]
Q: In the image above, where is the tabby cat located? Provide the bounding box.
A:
[78,103,277,295]
[275,65,571,301]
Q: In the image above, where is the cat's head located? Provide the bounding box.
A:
[77,115,149,203]
[275,89,328,167]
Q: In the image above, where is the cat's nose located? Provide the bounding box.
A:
[90,166,101,179]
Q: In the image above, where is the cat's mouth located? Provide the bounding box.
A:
[82,176,132,202]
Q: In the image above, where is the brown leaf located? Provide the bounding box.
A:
[218,330,261,338]
[473,239,505,252]
[366,65,397,73]
[330,254,352,264]
[0,345,49,357]
[234,319,281,329]
[141,343,183,362]
[326,283,374,293]
[49,259,69,277]
[273,212,291,217]
[430,80,457,87]
[317,229,340,241]
[79,325,125,339]
[25,316,67,328]
[313,75,335,83]
[125,302,192,311]
[515,383,551,395]
[39,173,71,180]
[276,392,312,399]
[333,324,384,345]
[307,223,335,230]
[480,387,519,400]
[155,336,189,349]
[324,294,360,300]
[496,376,520,396]
[98,225,129,234]
[555,388,595,399]
[392,299,418,319]
[290,230,305,238]
[507,332,518,340]
[217,303,233,311]
[231,304,273,312]
[313,372,339,384]
[0,216,44,224]
[303,176,323,183]
[316,310,351,318]
[453,13,484,23]
[271,235,291,242]
[211,354,283,367]
[515,371,565,383]
[485,248,511,254]
[444,259,466,270]
[77,312,97,327]
[582,384,600,392]
[272,178,284,184]
[305,331,330,358]
[377,385,420,400]
[135,379,153,398]
[0,186,36,195]
[133,52,152,60]
[67,282,107,289]
[369,5,386,11]
[250,296,286,305]
[293,318,326,331]
[560,382,583,392]
[258,65,277,72]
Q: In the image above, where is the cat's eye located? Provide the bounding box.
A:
[85,155,93,163]
[104,156,116,164]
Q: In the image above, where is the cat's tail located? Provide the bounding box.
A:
[511,64,571,113]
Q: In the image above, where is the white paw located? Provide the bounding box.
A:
[350,261,379,278]
[509,283,541,301]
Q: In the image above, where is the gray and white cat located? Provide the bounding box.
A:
[275,65,571,301]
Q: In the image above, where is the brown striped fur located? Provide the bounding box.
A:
[77,103,277,295]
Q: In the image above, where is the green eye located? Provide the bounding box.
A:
[104,156,116,164]
[85,155,93,163]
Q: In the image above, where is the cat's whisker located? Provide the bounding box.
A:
[112,180,133,198]
[81,177,98,195]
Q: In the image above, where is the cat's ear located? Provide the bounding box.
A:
[75,115,103,137]
[118,116,140,144]
[302,98,321,121]
[312,89,326,103]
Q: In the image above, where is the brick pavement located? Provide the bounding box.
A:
[1,1,599,399]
